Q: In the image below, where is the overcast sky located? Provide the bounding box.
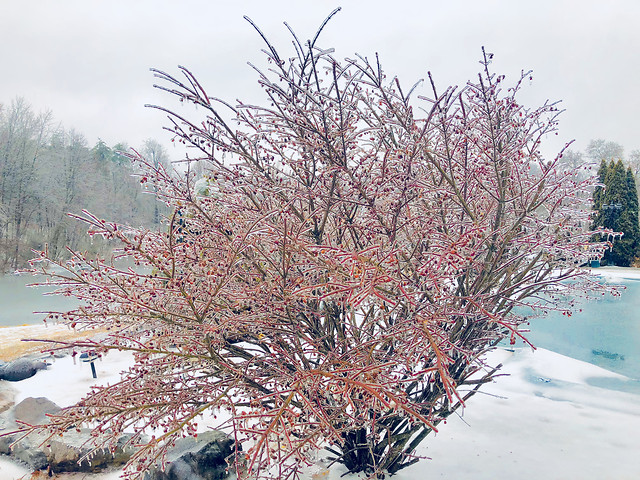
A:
[1,0,639,160]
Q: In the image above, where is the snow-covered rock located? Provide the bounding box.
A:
[0,358,48,382]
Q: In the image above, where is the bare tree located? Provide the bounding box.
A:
[0,97,52,270]
[141,138,171,224]
[586,138,624,162]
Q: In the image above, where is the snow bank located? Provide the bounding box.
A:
[591,266,640,282]
[395,348,640,480]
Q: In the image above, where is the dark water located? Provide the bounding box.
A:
[515,277,640,383]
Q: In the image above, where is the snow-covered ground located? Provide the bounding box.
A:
[399,348,640,480]
[591,265,640,281]
[1,342,639,479]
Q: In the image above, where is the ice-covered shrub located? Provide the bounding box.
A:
[16,11,610,480]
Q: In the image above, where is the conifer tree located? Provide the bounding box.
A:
[620,167,640,264]
[592,159,608,224]
[594,160,640,266]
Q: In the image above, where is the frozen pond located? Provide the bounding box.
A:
[518,274,640,388]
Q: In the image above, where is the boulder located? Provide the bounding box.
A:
[13,396,61,425]
[0,428,137,474]
[9,437,49,470]
[44,430,136,473]
[145,430,237,480]
[0,432,49,470]
[0,432,15,455]
[0,396,61,471]
[0,358,48,381]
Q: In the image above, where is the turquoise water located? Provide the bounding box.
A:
[515,277,640,383]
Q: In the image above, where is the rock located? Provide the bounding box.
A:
[0,397,61,470]
[44,430,136,473]
[145,430,237,480]
[0,432,49,470]
[0,358,48,381]
[10,437,49,470]
[0,428,137,474]
[0,382,17,415]
[163,458,195,479]
[1,395,135,474]
[0,432,15,455]
[13,397,61,425]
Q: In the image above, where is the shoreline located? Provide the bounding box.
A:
[591,265,640,279]
[0,324,105,362]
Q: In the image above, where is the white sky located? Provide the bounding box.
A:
[1,0,639,159]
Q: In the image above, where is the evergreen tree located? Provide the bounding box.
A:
[592,159,608,226]
[627,167,639,215]
[619,167,640,264]
[91,139,112,163]
[593,160,640,266]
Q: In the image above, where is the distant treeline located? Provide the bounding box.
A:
[0,97,170,272]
